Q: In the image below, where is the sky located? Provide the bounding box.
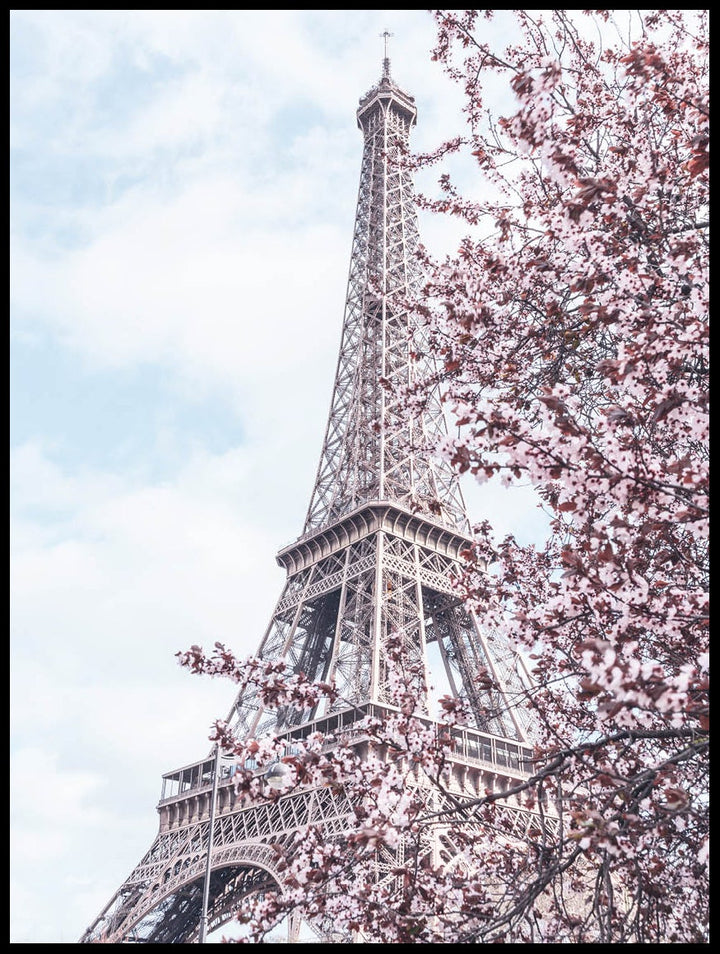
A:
[10,9,548,943]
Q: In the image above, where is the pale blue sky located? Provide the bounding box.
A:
[10,9,545,942]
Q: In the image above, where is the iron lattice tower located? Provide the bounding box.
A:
[81,56,536,944]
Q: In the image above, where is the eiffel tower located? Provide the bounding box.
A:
[80,50,536,944]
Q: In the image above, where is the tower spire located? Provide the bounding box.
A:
[380,29,393,79]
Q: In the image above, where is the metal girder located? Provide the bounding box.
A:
[226,509,530,741]
[81,716,543,943]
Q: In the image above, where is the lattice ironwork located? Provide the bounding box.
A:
[80,56,539,945]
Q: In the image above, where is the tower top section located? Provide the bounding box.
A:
[302,45,469,536]
[357,43,417,134]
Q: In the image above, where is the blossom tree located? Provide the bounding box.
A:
[413,7,709,941]
[178,9,708,944]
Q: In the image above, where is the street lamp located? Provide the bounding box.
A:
[265,761,289,791]
[198,744,220,944]
[198,754,286,942]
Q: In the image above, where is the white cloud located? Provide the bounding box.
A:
[11,747,109,860]
[10,8,546,944]
[106,71,228,156]
[11,440,284,665]
[10,439,287,942]
[12,177,349,410]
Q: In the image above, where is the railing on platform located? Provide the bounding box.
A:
[158,703,535,805]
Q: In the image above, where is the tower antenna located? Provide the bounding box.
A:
[380,29,393,78]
